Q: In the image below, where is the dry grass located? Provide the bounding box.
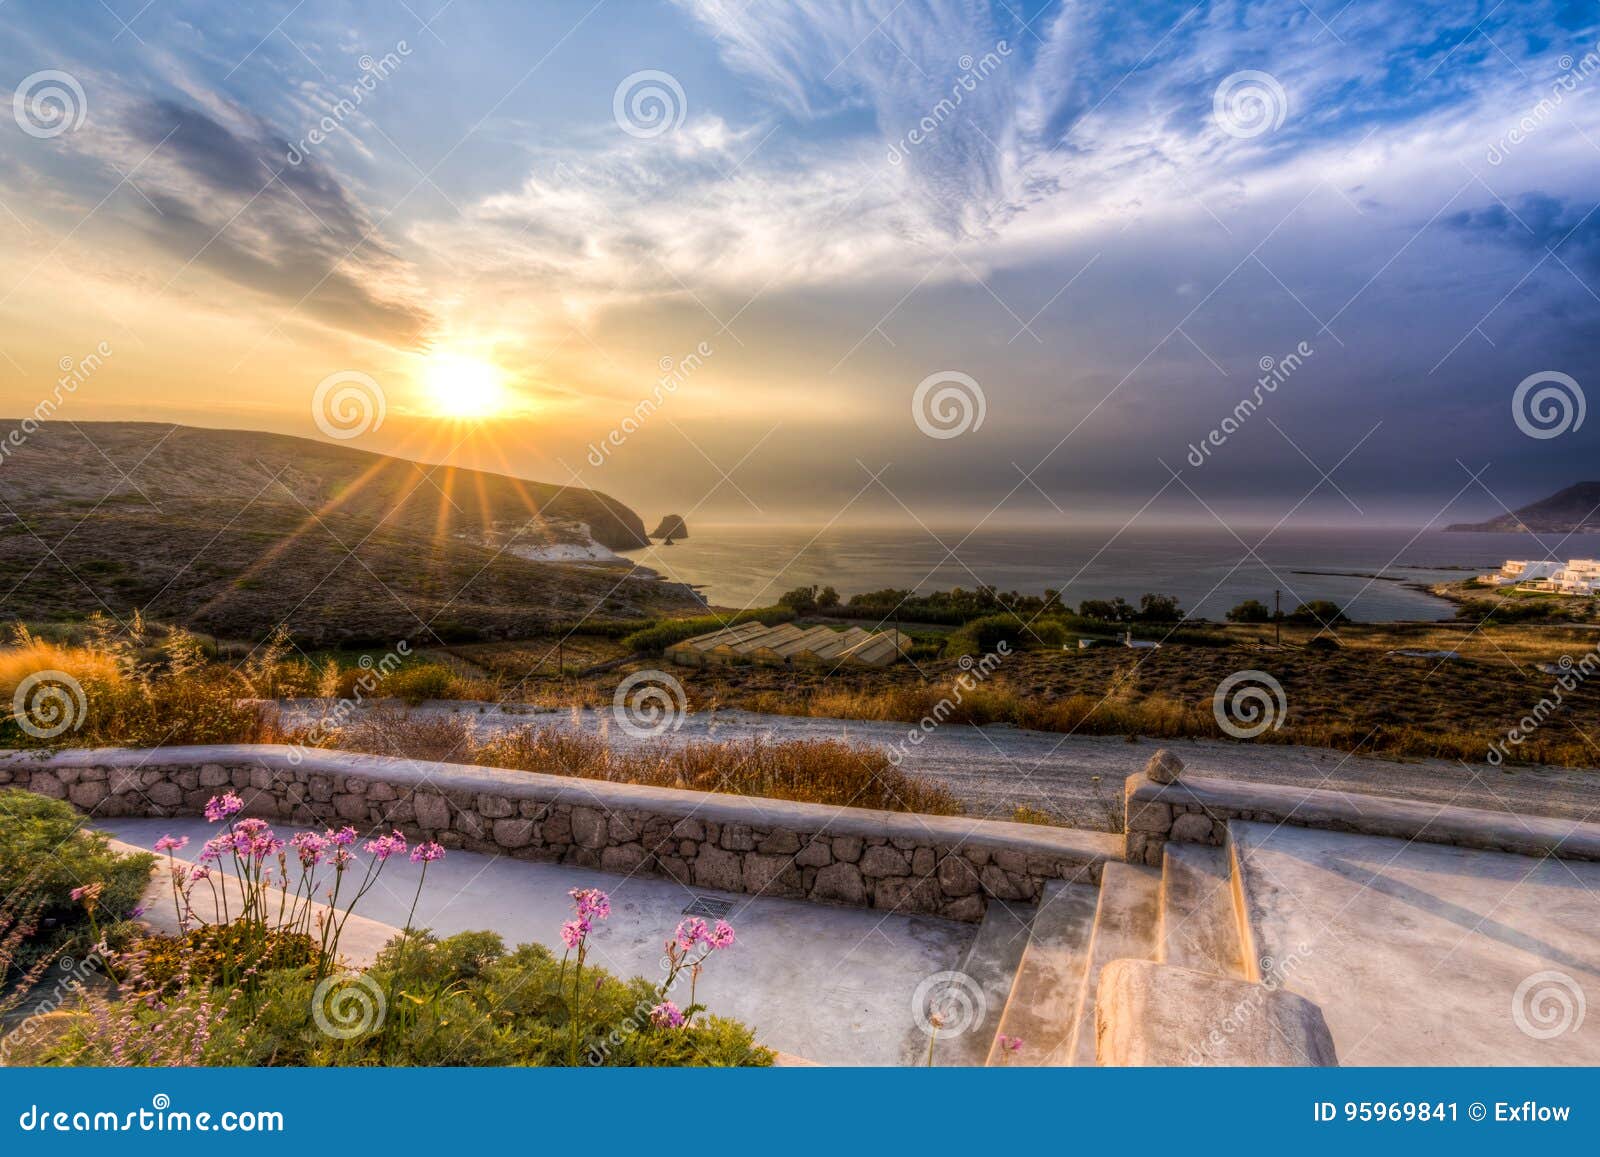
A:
[291,706,961,815]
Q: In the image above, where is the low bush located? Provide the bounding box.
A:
[0,790,153,966]
[621,607,795,654]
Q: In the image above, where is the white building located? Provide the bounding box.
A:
[1486,558,1600,595]
[1480,559,1561,586]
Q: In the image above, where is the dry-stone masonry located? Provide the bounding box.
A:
[1,745,1117,922]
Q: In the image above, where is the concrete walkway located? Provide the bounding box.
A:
[1235,821,1600,1065]
[106,817,972,1065]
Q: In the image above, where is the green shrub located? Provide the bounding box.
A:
[944,613,1065,657]
[137,924,320,993]
[383,663,462,704]
[0,790,153,963]
[622,607,795,654]
[65,931,772,1068]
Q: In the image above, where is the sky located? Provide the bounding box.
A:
[2,0,1599,531]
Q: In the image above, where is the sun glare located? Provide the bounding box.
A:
[420,352,508,420]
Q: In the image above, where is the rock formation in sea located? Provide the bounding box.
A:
[651,514,689,540]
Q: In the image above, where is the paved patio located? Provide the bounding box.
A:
[106,817,973,1064]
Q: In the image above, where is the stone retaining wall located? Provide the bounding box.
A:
[0,745,1118,923]
[1123,770,1600,866]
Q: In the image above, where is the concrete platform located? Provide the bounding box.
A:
[1233,821,1600,1065]
[106,817,973,1065]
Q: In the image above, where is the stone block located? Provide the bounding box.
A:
[570,806,607,849]
[858,845,910,878]
[937,855,982,896]
[811,862,867,906]
[601,843,647,874]
[795,839,832,868]
[412,793,450,831]
[692,844,743,891]
[1127,799,1173,833]
[757,829,801,855]
[493,818,536,848]
[743,853,803,897]
[1145,748,1185,784]
[831,835,863,863]
[1170,813,1217,843]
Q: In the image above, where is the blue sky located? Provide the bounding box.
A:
[2,0,1599,527]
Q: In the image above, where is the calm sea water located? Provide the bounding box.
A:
[619,525,1591,622]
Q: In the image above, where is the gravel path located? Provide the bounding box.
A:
[277,700,1600,832]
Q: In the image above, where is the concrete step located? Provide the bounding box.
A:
[985,880,1099,1065]
[918,899,1034,1065]
[1159,843,1245,978]
[1064,861,1161,1065]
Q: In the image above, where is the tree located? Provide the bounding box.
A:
[1286,599,1349,625]
[1078,597,1133,623]
[1226,598,1272,624]
[1136,593,1183,622]
[815,585,840,609]
[778,586,818,613]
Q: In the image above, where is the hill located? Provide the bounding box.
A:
[0,422,700,644]
[1446,481,1600,533]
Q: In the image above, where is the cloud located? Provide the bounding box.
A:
[62,89,436,350]
[1446,191,1600,273]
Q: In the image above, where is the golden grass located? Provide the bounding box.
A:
[291,706,961,815]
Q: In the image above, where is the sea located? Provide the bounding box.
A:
[617,525,1594,622]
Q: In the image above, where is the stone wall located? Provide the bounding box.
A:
[1123,769,1600,867]
[0,744,1118,923]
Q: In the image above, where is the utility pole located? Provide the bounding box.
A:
[1274,589,1281,647]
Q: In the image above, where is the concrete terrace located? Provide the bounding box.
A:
[107,817,973,1066]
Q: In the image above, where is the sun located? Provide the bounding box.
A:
[420,352,508,419]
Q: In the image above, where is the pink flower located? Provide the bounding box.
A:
[706,920,735,950]
[326,826,358,847]
[999,1034,1024,1053]
[153,835,188,854]
[198,834,232,863]
[203,792,244,822]
[189,865,211,882]
[674,917,707,950]
[290,831,328,866]
[650,1001,685,1029]
[410,841,446,864]
[363,831,407,861]
[570,888,610,921]
[560,919,590,950]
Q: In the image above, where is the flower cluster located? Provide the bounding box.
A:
[561,887,612,950]
[148,794,444,978]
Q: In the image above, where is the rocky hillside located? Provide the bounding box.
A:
[1447,482,1600,533]
[0,422,699,644]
